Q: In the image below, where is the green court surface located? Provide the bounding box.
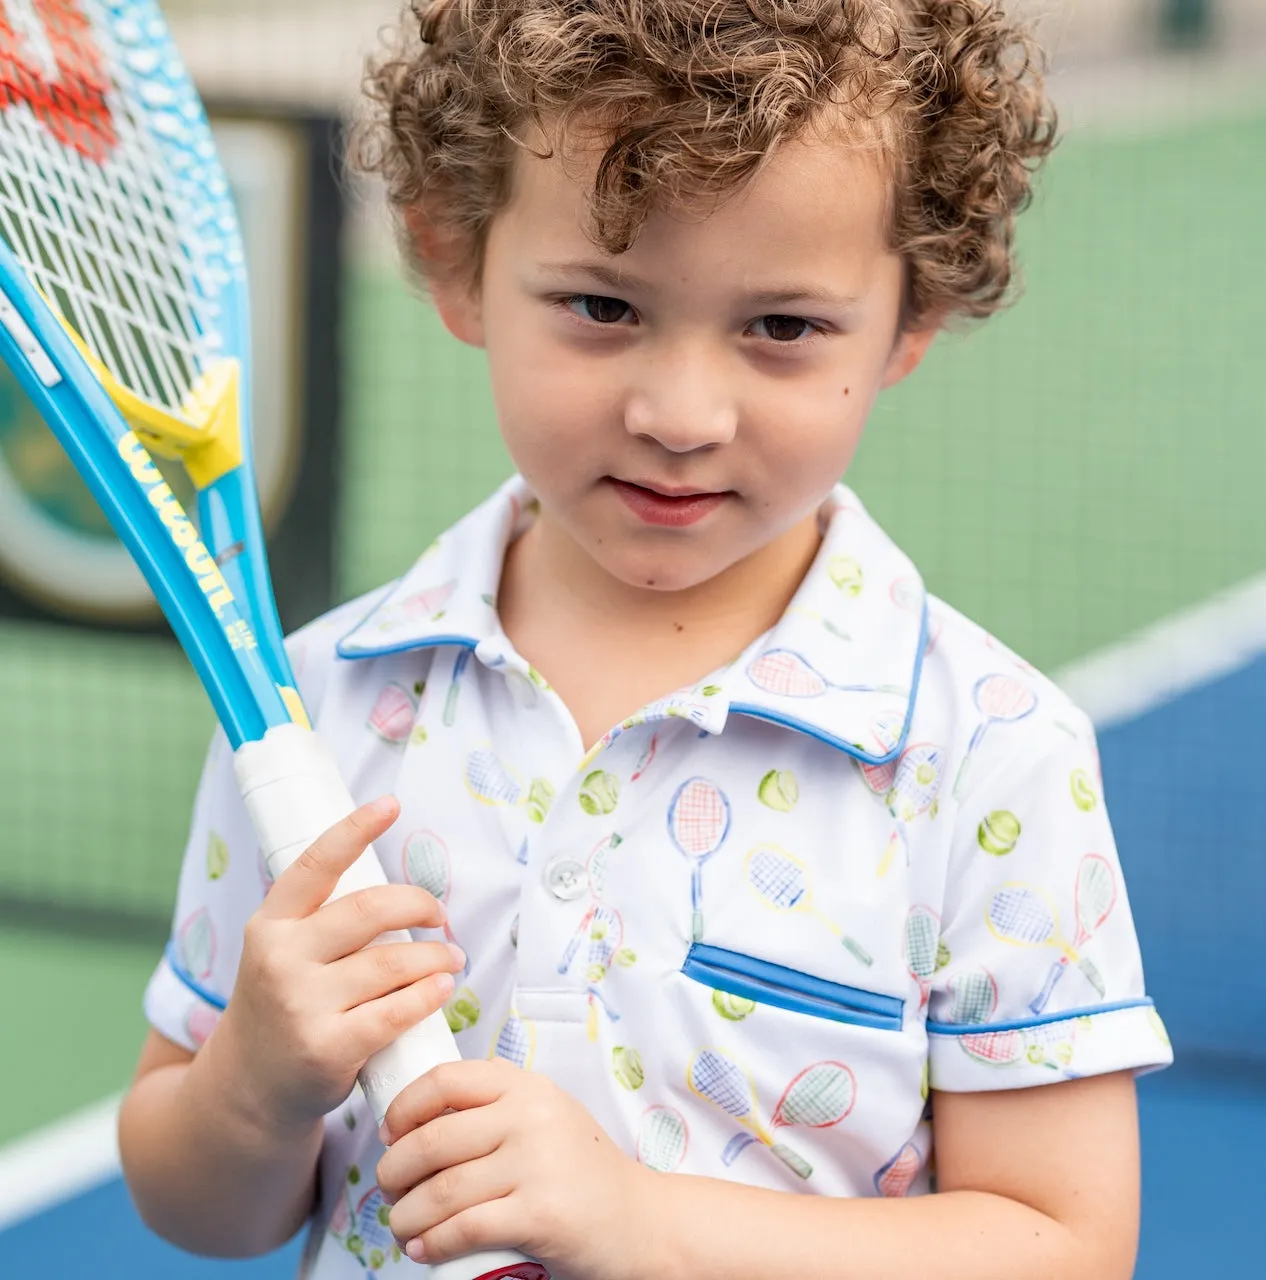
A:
[1,103,1263,1144]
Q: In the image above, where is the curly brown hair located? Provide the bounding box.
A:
[353,0,1057,329]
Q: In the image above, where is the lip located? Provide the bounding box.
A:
[608,478,730,528]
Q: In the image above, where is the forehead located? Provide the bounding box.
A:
[499,121,895,274]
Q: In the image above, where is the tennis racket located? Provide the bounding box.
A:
[636,1105,689,1173]
[0,5,544,1276]
[667,775,731,941]
[952,673,1039,798]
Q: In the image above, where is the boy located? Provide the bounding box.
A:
[119,2,1171,1277]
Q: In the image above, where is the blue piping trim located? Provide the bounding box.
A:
[928,997,1155,1036]
[164,942,228,1012]
[336,633,480,661]
[682,942,904,1032]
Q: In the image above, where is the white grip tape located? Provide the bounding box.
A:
[233,727,546,1279]
[233,724,461,1125]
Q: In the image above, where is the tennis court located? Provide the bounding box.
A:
[1,3,1264,1276]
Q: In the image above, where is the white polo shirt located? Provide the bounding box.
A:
[145,476,1171,1276]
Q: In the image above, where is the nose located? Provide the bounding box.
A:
[623,341,739,453]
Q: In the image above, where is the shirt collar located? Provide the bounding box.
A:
[337,476,925,765]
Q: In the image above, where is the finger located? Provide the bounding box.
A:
[342,971,458,1064]
[261,796,399,920]
[377,1107,502,1205]
[395,1182,525,1268]
[383,1059,519,1145]
[308,883,448,960]
[330,940,467,1009]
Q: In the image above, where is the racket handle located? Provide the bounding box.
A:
[234,725,551,1280]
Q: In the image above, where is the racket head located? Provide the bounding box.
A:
[747,648,827,698]
[875,1141,921,1197]
[491,1011,534,1069]
[987,884,1057,946]
[771,1060,856,1129]
[0,0,297,746]
[903,904,940,980]
[1075,853,1117,934]
[946,966,999,1023]
[637,1105,688,1172]
[973,673,1038,723]
[687,1048,754,1119]
[465,747,524,806]
[667,776,731,857]
[745,844,808,911]
[401,828,450,900]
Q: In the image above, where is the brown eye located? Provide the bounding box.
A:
[571,295,631,324]
[756,314,813,342]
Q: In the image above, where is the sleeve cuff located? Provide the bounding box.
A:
[143,950,228,1053]
[928,1000,1173,1091]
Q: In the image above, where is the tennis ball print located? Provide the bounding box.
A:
[1070,768,1098,812]
[977,809,1022,856]
[444,987,481,1033]
[527,777,556,823]
[712,990,757,1021]
[206,830,229,880]
[758,768,801,812]
[579,769,620,815]
[612,1046,645,1091]
[828,555,865,596]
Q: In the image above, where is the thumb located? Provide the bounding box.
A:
[260,795,400,920]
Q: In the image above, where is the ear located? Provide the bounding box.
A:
[881,322,940,390]
[404,206,486,349]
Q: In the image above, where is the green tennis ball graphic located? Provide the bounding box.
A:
[758,768,800,812]
[712,989,757,1021]
[612,1046,645,1091]
[828,554,864,596]
[443,987,481,1032]
[1070,768,1098,812]
[579,769,620,815]
[977,809,1022,856]
[527,777,556,823]
[206,831,229,880]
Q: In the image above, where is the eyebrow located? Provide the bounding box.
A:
[537,260,862,309]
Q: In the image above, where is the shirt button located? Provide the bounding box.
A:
[544,856,587,901]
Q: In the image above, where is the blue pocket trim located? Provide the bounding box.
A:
[682,943,904,1032]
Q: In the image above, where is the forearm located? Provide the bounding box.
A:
[118,1028,322,1257]
[644,1174,1092,1280]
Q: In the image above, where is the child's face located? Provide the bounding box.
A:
[430,124,936,596]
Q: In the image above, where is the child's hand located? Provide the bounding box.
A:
[377,1060,657,1280]
[215,796,465,1136]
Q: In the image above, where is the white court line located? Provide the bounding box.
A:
[0,1093,122,1232]
[1053,573,1266,732]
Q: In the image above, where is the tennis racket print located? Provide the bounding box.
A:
[667,776,731,941]
[686,1048,814,1179]
[1028,854,1116,1012]
[743,844,873,966]
[952,673,1039,799]
[746,647,903,700]
[636,1104,689,1173]
[0,5,544,1276]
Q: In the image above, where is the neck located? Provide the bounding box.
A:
[499,508,824,653]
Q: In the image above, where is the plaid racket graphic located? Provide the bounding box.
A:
[667,777,732,942]
[556,832,623,973]
[744,844,873,966]
[401,829,469,977]
[491,1011,535,1069]
[987,879,1107,1013]
[747,648,899,700]
[904,904,941,1009]
[945,966,999,1024]
[687,1048,813,1180]
[952,674,1039,799]
[771,1061,857,1129]
[874,1141,922,1197]
[861,742,945,878]
[959,1020,1080,1075]
[465,747,524,807]
[1029,854,1117,1012]
[636,1105,689,1173]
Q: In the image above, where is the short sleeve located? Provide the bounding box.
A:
[926,703,1173,1091]
[142,724,266,1051]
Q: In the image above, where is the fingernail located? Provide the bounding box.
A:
[406,1238,426,1263]
[435,972,456,998]
[447,944,467,970]
[378,1122,391,1146]
[373,795,397,815]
